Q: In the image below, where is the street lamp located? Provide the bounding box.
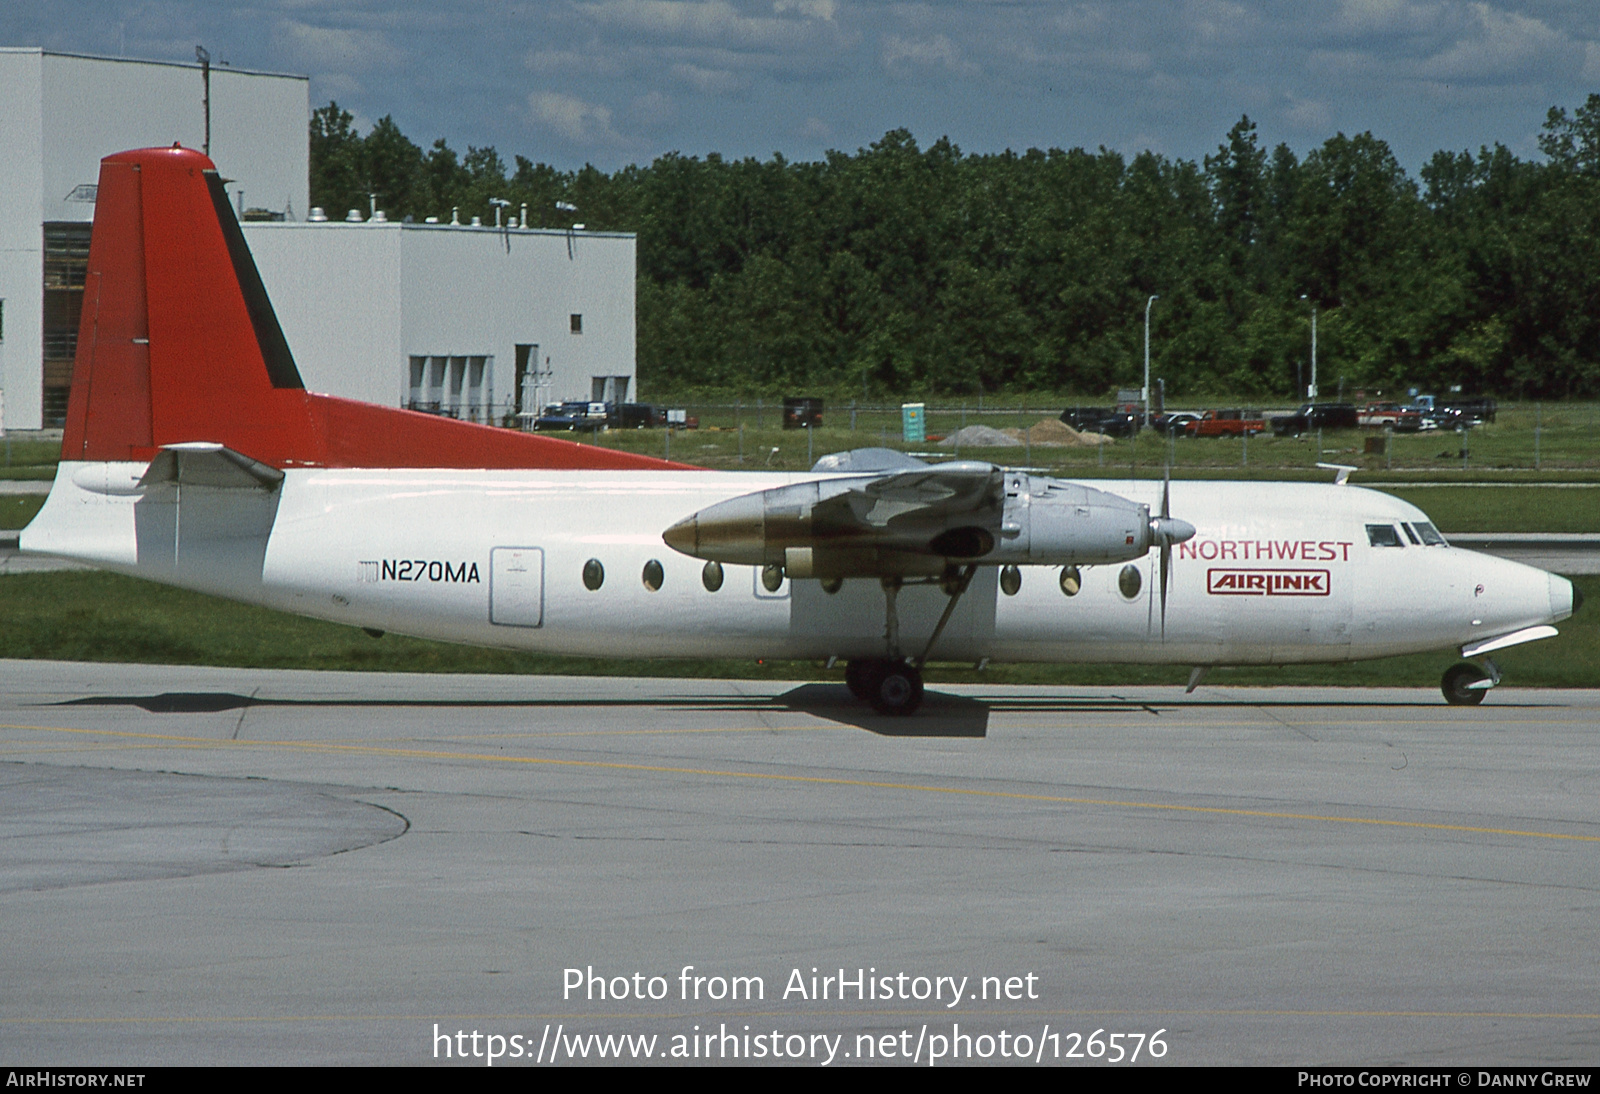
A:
[1300,294,1318,400]
[1143,294,1159,426]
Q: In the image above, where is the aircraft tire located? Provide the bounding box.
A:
[845,659,878,700]
[870,661,924,716]
[1442,662,1489,706]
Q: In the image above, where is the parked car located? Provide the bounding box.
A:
[1270,403,1360,437]
[1407,394,1497,427]
[534,401,609,431]
[1358,402,1429,432]
[1150,411,1201,435]
[1059,406,1138,437]
[612,403,666,429]
[1185,409,1267,438]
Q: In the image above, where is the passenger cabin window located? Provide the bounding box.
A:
[1366,524,1404,547]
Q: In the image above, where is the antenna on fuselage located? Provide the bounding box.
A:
[1316,462,1358,486]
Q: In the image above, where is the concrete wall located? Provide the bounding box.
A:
[38,52,308,224]
[0,51,45,430]
[0,49,308,430]
[243,221,637,419]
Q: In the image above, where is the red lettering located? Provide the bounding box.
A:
[1179,542,1198,560]
[1220,541,1238,560]
[1301,540,1316,559]
[1275,540,1297,560]
[1200,541,1218,560]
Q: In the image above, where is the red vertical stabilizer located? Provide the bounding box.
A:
[62,146,691,472]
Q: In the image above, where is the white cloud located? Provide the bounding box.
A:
[272,19,405,71]
[575,0,833,49]
[1335,0,1442,35]
[528,91,625,145]
[797,115,832,140]
[1416,3,1569,82]
[882,33,979,75]
[672,61,748,93]
[527,48,626,78]
[772,0,836,20]
[625,89,677,127]
[1282,94,1332,131]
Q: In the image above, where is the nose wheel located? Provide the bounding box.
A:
[845,658,925,715]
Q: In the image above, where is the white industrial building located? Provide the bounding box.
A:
[0,47,637,433]
[244,219,635,424]
[0,48,308,430]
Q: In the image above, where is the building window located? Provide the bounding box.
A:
[41,223,91,428]
[405,354,493,422]
[570,313,583,334]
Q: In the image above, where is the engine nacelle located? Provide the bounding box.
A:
[662,466,1192,579]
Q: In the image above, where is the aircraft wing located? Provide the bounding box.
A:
[811,463,1004,533]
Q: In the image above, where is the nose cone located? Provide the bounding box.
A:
[662,492,768,565]
[662,516,698,557]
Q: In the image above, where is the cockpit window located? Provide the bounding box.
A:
[1413,522,1447,546]
[1366,524,1404,547]
[1401,522,1422,545]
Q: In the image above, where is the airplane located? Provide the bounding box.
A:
[20,146,1580,715]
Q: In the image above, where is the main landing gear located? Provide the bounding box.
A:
[1442,659,1500,706]
[846,658,926,715]
[842,563,978,716]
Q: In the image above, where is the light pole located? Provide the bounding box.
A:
[1143,294,1159,427]
[1300,294,1318,401]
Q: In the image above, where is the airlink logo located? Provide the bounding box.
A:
[1207,568,1330,596]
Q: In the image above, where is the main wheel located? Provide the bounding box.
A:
[845,659,881,700]
[1442,662,1488,706]
[870,661,924,716]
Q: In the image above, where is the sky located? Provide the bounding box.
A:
[7,1,1600,174]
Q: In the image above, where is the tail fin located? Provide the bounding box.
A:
[62,145,686,472]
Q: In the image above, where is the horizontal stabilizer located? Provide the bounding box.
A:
[138,443,285,490]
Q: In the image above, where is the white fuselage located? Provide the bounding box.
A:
[23,463,1573,666]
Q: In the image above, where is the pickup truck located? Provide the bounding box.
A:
[1270,403,1359,437]
[1409,394,1497,427]
[1358,402,1428,432]
[1186,409,1267,438]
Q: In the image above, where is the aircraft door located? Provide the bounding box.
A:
[490,547,544,627]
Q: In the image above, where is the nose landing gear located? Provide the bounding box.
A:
[1442,659,1500,706]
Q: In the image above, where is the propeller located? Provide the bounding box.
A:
[1146,469,1196,638]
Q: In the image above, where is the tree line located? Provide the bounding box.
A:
[310,99,1600,399]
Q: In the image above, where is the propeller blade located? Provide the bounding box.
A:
[1160,540,1171,638]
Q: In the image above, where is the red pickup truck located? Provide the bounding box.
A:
[1185,409,1267,438]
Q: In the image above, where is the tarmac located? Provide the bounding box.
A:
[1,659,1598,1066]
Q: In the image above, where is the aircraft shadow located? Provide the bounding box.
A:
[773,684,988,738]
[58,686,989,736]
[55,688,1554,724]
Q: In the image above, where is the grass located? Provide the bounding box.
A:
[0,570,1593,689]
[564,400,1600,480]
[0,496,45,530]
